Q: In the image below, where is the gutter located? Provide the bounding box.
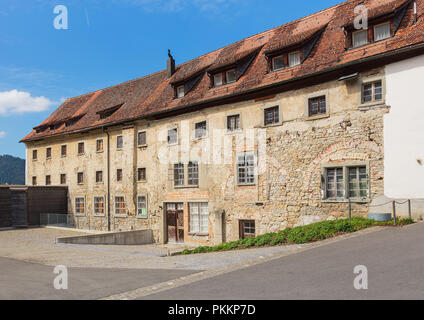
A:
[103,127,111,232]
[21,41,424,143]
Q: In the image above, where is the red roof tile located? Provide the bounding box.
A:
[21,0,424,142]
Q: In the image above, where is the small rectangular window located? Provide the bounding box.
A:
[115,196,127,216]
[61,145,67,157]
[348,166,368,198]
[46,175,51,186]
[272,55,285,71]
[227,114,240,131]
[226,69,236,83]
[77,172,84,184]
[94,197,105,215]
[174,163,184,186]
[96,139,104,152]
[326,167,344,199]
[177,86,185,98]
[168,128,178,145]
[352,30,368,47]
[116,136,123,149]
[75,197,85,215]
[362,81,382,103]
[137,196,148,218]
[308,96,326,116]
[195,121,207,139]
[214,73,223,87]
[96,171,103,183]
[78,142,85,155]
[60,174,66,185]
[138,131,147,146]
[32,176,37,186]
[264,106,279,125]
[32,150,38,161]
[188,161,199,186]
[137,168,146,181]
[240,220,255,239]
[374,22,391,41]
[117,169,122,182]
[189,202,209,234]
[237,152,255,185]
[288,51,301,67]
[46,147,52,159]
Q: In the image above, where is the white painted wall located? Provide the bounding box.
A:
[385,55,424,198]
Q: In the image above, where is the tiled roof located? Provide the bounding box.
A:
[21,0,424,142]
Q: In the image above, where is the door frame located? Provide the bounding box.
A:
[164,202,184,244]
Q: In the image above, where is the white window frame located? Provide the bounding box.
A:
[352,29,368,48]
[374,22,391,42]
[194,120,207,139]
[236,151,257,186]
[288,51,301,67]
[61,144,67,157]
[226,69,236,84]
[272,55,285,71]
[177,85,185,98]
[187,161,199,187]
[167,127,178,145]
[114,196,127,217]
[214,73,223,87]
[116,135,123,150]
[75,197,85,216]
[96,139,104,153]
[173,163,185,187]
[137,131,147,147]
[189,202,209,234]
[137,195,148,218]
[94,196,105,216]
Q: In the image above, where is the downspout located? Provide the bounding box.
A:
[103,127,111,231]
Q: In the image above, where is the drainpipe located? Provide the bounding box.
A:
[103,127,111,231]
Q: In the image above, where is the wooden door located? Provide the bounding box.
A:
[166,203,184,243]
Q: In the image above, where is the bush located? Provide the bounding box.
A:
[180,217,414,255]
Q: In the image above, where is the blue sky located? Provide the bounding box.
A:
[0,0,341,158]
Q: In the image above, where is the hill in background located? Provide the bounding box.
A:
[0,155,25,185]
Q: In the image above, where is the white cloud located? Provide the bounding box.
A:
[0,90,55,115]
[0,131,6,138]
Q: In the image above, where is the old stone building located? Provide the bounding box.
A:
[21,0,424,245]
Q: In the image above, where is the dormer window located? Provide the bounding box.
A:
[97,104,123,120]
[352,30,368,48]
[213,73,223,87]
[288,51,301,67]
[374,22,391,41]
[272,55,285,71]
[212,68,237,87]
[177,85,185,98]
[226,69,236,84]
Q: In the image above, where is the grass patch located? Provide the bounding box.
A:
[180,217,414,255]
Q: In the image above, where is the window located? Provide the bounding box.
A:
[288,51,301,67]
[115,197,127,216]
[213,73,223,87]
[326,167,344,199]
[188,161,199,186]
[272,55,285,71]
[195,121,207,139]
[94,197,105,215]
[78,142,85,155]
[96,139,104,152]
[137,168,146,181]
[77,172,84,184]
[168,128,178,145]
[308,96,326,116]
[177,86,185,98]
[96,171,103,183]
[32,150,38,161]
[174,163,184,186]
[45,175,51,185]
[61,145,67,157]
[264,106,279,125]
[240,220,255,239]
[323,165,369,201]
[226,69,236,84]
[189,202,209,234]
[60,174,66,185]
[75,197,85,215]
[32,176,37,186]
[117,169,122,182]
[352,30,368,47]
[348,166,368,198]
[138,131,147,146]
[237,152,255,185]
[116,136,123,149]
[374,22,391,41]
[227,114,240,132]
[362,80,382,103]
[137,196,148,218]
[46,147,52,159]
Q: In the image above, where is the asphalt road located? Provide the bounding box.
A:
[0,257,198,300]
[144,223,424,300]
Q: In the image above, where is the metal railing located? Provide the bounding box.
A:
[40,213,75,227]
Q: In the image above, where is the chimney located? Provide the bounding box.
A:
[167,49,175,78]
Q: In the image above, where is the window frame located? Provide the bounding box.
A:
[94,196,106,216]
[75,197,86,216]
[272,54,285,71]
[288,51,301,67]
[189,202,209,235]
[306,94,328,119]
[361,80,383,104]
[96,139,104,153]
[167,127,178,145]
[239,220,256,239]
[60,174,66,185]
[137,195,148,219]
[32,149,38,161]
[96,170,103,184]
[225,69,237,84]
[114,196,127,217]
[77,142,85,155]
[137,167,147,182]
[116,135,123,150]
[187,161,199,187]
[61,145,67,157]
[176,85,185,98]
[194,120,207,139]
[213,73,223,87]
[77,172,84,185]
[45,175,51,186]
[32,176,37,186]
[236,151,257,186]
[352,29,369,48]
[137,131,147,147]
[116,169,123,182]
[173,163,185,187]
[373,22,391,42]
[263,106,280,126]
[46,147,52,160]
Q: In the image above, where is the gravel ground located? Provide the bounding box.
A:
[0,227,302,270]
